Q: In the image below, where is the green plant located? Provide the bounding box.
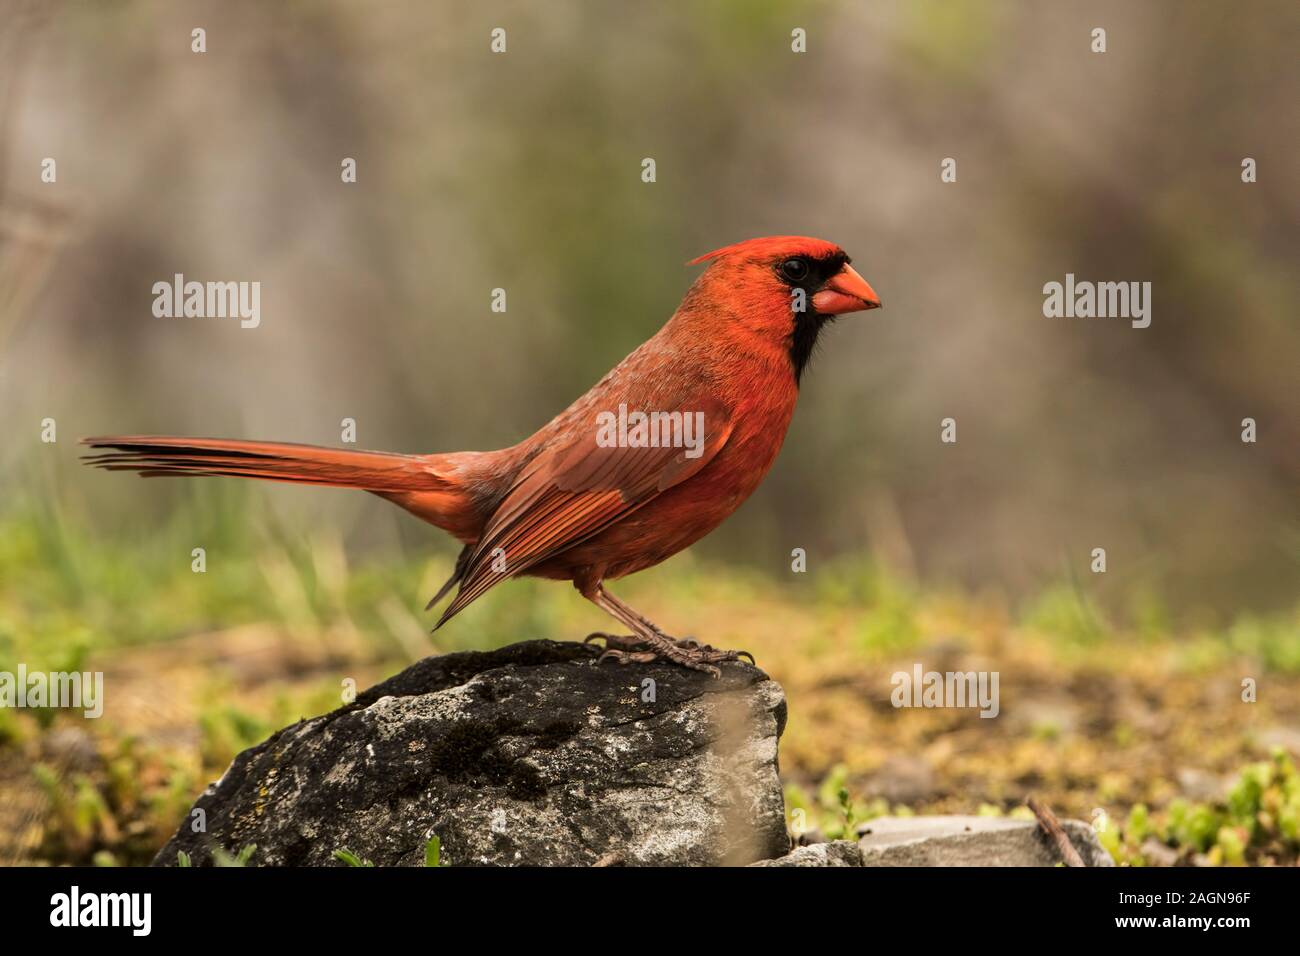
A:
[212,844,257,867]
[333,848,374,867]
[1102,750,1300,865]
[425,835,444,867]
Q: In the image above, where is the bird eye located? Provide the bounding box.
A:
[780,257,810,282]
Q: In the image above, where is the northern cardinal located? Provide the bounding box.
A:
[84,236,880,674]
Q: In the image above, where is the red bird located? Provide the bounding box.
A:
[84,236,880,674]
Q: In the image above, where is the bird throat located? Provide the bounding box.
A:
[788,312,833,385]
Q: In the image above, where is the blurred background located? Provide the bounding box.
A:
[0,0,1296,866]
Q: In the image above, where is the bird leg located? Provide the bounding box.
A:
[582,583,754,678]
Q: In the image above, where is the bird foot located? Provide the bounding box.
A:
[585,631,754,679]
[584,632,646,653]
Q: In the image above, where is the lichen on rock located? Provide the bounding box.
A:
[154,640,790,867]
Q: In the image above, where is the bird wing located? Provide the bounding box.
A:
[433,395,734,626]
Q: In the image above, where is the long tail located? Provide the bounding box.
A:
[81,435,442,491]
[81,435,491,608]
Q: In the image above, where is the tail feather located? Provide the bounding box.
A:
[81,435,443,492]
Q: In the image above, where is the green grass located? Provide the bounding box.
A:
[1093,750,1300,866]
[2,498,1298,866]
[791,751,1300,866]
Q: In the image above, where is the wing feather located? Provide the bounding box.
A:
[434,398,732,626]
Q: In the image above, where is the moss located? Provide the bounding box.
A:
[426,719,521,781]
[419,717,566,802]
[507,761,547,801]
[535,720,581,748]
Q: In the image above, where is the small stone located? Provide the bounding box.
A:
[749,840,863,867]
[1140,838,1181,867]
[858,815,1114,867]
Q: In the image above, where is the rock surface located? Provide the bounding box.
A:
[857,815,1114,867]
[749,840,863,867]
[154,640,789,867]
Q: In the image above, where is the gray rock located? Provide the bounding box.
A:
[857,815,1115,867]
[154,640,789,867]
[750,840,863,867]
[1140,837,1182,867]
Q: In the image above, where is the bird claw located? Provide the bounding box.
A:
[590,631,755,678]
[598,648,659,666]
[675,636,755,666]
[660,641,755,678]
[584,632,648,653]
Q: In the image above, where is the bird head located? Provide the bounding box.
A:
[687,235,880,382]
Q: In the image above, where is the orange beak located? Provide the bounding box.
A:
[812,263,881,314]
